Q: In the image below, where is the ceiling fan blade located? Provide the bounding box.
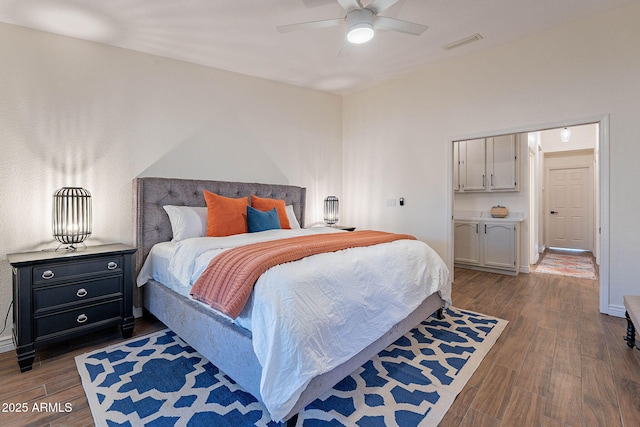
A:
[302,0,338,8]
[336,0,362,12]
[367,0,400,15]
[277,18,343,33]
[375,16,428,36]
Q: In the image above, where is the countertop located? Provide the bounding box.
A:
[454,211,524,222]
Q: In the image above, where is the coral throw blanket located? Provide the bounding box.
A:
[190,230,416,318]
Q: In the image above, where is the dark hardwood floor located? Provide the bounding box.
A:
[0,316,165,427]
[1,267,638,426]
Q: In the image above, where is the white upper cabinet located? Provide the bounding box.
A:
[454,134,519,193]
[463,138,487,191]
[453,140,460,191]
[488,134,518,191]
[454,138,486,192]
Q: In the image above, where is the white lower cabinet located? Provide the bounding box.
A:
[454,220,521,275]
[454,221,481,265]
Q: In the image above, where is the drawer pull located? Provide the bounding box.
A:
[42,270,55,280]
[76,288,88,298]
[107,262,118,270]
[77,314,88,324]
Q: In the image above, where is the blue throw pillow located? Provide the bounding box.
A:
[247,206,281,233]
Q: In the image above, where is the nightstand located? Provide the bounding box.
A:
[7,243,136,372]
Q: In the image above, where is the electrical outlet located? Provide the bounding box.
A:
[385,199,397,207]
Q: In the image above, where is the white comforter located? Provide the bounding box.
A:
[138,227,451,421]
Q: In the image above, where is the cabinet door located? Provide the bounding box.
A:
[488,135,518,191]
[454,221,481,265]
[453,141,460,191]
[462,139,486,191]
[483,222,516,270]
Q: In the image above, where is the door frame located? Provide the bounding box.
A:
[447,114,611,315]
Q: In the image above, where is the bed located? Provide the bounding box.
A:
[133,177,451,425]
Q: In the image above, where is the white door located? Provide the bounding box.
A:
[547,167,593,250]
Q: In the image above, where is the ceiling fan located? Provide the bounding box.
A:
[277,0,428,45]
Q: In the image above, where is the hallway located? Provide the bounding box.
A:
[533,248,598,280]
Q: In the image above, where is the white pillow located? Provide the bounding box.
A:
[286,205,301,229]
[163,205,208,241]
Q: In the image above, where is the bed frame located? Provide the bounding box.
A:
[133,177,445,424]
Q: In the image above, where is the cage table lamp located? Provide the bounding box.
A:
[52,187,92,251]
[324,196,339,226]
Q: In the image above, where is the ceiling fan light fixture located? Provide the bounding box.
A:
[347,23,374,44]
[346,8,375,44]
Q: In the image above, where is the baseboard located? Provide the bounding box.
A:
[133,306,144,318]
[608,304,626,318]
[520,265,531,274]
[0,335,15,354]
[454,263,519,276]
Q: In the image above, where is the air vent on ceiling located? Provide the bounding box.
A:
[442,33,483,50]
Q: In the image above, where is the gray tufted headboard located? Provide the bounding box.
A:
[132,177,306,306]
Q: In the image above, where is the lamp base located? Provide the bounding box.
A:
[55,242,87,252]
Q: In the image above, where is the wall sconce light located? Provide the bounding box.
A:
[324,196,339,226]
[53,187,92,251]
[560,127,571,143]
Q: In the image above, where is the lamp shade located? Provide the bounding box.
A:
[324,196,339,226]
[53,187,92,247]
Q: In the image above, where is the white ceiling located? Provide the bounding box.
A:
[0,0,632,94]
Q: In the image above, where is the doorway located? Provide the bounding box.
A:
[536,124,599,259]
[532,125,599,280]
[448,115,610,313]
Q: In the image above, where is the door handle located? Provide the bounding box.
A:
[550,211,558,214]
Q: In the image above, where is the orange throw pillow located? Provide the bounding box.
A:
[203,190,249,237]
[250,195,291,229]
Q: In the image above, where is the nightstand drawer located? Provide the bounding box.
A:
[34,300,123,339]
[33,256,123,285]
[33,276,123,313]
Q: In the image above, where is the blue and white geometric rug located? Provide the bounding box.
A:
[75,307,506,427]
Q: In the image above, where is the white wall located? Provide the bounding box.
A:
[0,23,342,349]
[342,2,640,315]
